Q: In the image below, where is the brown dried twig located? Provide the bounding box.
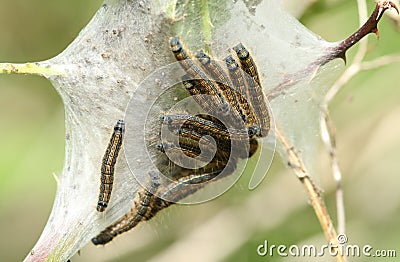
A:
[275,125,345,262]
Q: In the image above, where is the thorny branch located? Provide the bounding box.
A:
[269,1,399,102]
[320,0,400,240]
[326,0,399,62]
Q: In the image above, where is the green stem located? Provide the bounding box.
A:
[0,62,65,77]
[200,0,212,53]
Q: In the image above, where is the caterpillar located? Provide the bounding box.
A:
[96,119,125,212]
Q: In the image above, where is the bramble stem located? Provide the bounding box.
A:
[268,1,399,101]
[327,1,399,62]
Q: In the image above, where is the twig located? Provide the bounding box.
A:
[353,0,369,64]
[270,2,399,102]
[275,125,345,262]
[320,52,400,238]
[320,110,346,236]
[360,54,400,70]
[326,0,399,62]
[0,62,65,77]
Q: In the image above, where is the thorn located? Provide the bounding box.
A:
[387,1,400,15]
[372,27,380,39]
[377,1,400,20]
[339,53,347,64]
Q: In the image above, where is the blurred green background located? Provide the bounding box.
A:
[0,1,399,261]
